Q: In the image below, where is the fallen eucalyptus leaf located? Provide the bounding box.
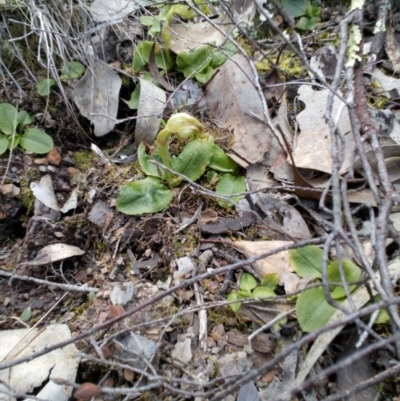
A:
[135,78,166,146]
[30,174,59,211]
[205,54,271,166]
[23,243,85,265]
[73,60,121,137]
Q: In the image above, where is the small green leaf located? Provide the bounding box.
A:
[240,273,258,292]
[296,16,320,31]
[128,85,140,110]
[371,296,390,324]
[176,46,211,79]
[88,291,96,303]
[0,134,8,154]
[296,287,337,332]
[215,173,246,207]
[237,289,252,298]
[133,41,174,72]
[0,103,18,135]
[8,134,21,149]
[228,292,241,312]
[137,142,167,179]
[61,61,85,79]
[17,110,33,130]
[206,169,219,184]
[195,65,215,84]
[289,245,328,279]
[279,0,308,17]
[328,259,361,299]
[140,16,161,35]
[20,307,32,322]
[252,286,276,299]
[209,145,238,173]
[261,273,279,290]
[116,177,173,215]
[36,78,56,96]
[20,128,54,154]
[171,136,214,182]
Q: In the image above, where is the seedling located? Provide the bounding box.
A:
[279,0,321,31]
[227,273,278,312]
[116,113,246,215]
[0,103,54,155]
[289,245,362,332]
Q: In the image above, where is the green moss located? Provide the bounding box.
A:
[19,169,40,212]
[279,51,305,77]
[73,150,95,171]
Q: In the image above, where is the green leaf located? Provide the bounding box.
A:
[289,245,328,279]
[237,289,252,298]
[171,136,214,182]
[20,307,32,322]
[328,259,362,299]
[0,134,8,155]
[169,4,197,20]
[133,41,174,72]
[128,86,140,110]
[17,110,33,130]
[195,65,215,84]
[261,273,279,290]
[252,286,276,299]
[61,61,85,79]
[140,16,161,35]
[279,0,308,17]
[209,145,238,173]
[215,173,246,207]
[176,46,211,79]
[36,78,56,96]
[296,287,337,332]
[239,273,258,292]
[20,128,54,154]
[0,103,18,135]
[371,296,390,324]
[228,292,241,312]
[8,134,21,149]
[296,16,320,31]
[137,142,167,179]
[116,177,173,215]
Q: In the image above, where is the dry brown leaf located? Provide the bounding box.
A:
[168,21,231,54]
[206,54,271,166]
[225,240,297,290]
[74,382,101,400]
[292,85,354,174]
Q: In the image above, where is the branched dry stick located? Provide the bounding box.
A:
[0,270,99,293]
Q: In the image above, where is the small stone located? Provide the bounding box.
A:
[171,338,192,364]
[211,323,226,341]
[47,147,62,165]
[54,231,64,238]
[67,167,78,174]
[39,166,47,172]
[47,165,56,172]
[23,155,33,165]
[34,158,48,165]
[207,337,216,348]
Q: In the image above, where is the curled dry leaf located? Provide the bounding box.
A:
[22,243,85,265]
[74,382,101,400]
